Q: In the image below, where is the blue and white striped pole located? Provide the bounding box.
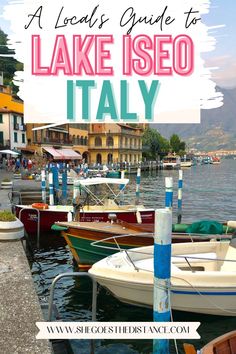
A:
[165,177,173,209]
[62,170,67,200]
[119,170,125,204]
[153,208,172,354]
[41,169,46,203]
[49,172,54,206]
[135,167,141,205]
[52,166,59,203]
[61,163,67,201]
[177,170,183,224]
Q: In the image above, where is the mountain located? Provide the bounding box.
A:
[153,86,236,151]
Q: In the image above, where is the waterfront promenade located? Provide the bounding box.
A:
[0,170,51,354]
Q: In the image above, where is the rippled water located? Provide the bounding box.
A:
[29,159,236,354]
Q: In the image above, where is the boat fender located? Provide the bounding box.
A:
[32,203,49,210]
[136,210,142,224]
[67,211,73,222]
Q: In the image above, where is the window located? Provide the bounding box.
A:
[0,131,3,145]
[95,136,102,147]
[107,153,113,164]
[22,134,25,144]
[13,115,17,125]
[14,132,18,143]
[0,114,3,123]
[106,136,114,147]
[96,153,102,164]
[21,116,24,125]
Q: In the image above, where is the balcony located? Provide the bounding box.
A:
[14,123,19,130]
[33,137,73,145]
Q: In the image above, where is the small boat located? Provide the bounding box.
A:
[180,156,192,168]
[162,154,181,169]
[183,330,236,354]
[212,157,221,165]
[53,220,154,268]
[54,219,234,268]
[15,177,154,235]
[89,231,236,316]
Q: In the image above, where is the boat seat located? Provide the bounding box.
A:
[134,258,181,273]
[221,246,236,272]
[172,252,217,264]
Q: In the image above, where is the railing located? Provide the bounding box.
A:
[33,138,73,145]
[19,207,41,247]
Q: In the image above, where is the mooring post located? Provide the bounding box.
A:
[177,170,183,224]
[52,165,59,203]
[62,171,67,200]
[41,169,46,203]
[165,177,173,209]
[49,172,54,206]
[135,167,141,205]
[119,170,125,204]
[153,208,172,354]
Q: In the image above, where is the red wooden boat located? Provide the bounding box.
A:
[15,178,154,235]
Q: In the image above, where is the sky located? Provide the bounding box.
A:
[0,0,235,88]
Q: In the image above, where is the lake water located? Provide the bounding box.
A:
[29,159,236,353]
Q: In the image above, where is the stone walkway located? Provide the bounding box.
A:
[0,169,51,354]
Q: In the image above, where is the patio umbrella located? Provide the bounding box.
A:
[0,149,20,155]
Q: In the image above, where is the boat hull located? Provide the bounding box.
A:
[89,242,236,316]
[15,206,154,235]
[62,229,153,267]
[93,274,236,316]
[61,226,153,267]
[58,221,233,267]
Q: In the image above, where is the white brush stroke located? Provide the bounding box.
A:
[2,0,224,123]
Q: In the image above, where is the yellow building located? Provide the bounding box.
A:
[26,123,89,161]
[0,85,26,151]
[88,124,143,164]
[68,124,89,162]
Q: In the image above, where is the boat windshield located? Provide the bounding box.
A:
[76,177,130,206]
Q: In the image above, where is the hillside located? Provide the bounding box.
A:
[154,87,236,151]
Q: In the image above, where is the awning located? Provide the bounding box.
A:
[48,127,69,134]
[43,147,82,160]
[0,149,20,155]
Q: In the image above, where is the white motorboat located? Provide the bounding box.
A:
[89,238,236,316]
[162,154,181,169]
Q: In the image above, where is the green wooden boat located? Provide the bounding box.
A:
[52,220,234,269]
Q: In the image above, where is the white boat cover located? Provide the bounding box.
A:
[78,177,129,186]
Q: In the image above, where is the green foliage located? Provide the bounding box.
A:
[169,134,186,154]
[2,178,11,182]
[0,28,23,93]
[0,210,16,222]
[142,127,170,159]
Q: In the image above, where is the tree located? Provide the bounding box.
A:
[169,134,186,154]
[142,127,170,160]
[0,28,23,93]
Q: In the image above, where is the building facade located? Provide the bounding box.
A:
[88,123,143,164]
[0,85,26,151]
